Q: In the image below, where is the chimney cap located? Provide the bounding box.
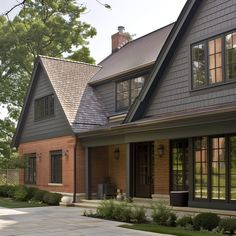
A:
[118,26,125,33]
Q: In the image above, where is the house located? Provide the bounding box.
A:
[13,0,236,210]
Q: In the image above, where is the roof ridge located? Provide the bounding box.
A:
[39,55,102,68]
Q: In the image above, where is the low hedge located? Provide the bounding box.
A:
[193,212,220,231]
[219,217,236,234]
[0,185,62,205]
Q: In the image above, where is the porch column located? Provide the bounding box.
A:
[126,143,131,198]
[85,147,92,200]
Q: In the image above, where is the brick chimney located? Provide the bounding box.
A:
[111,26,130,53]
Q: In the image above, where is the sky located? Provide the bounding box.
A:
[0,0,187,118]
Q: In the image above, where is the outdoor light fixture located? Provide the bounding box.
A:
[63,149,69,159]
[37,153,42,161]
[157,145,164,157]
[114,148,120,160]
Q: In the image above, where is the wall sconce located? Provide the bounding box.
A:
[37,153,42,161]
[157,145,164,157]
[114,148,120,160]
[63,149,69,159]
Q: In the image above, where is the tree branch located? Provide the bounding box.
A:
[4,0,26,16]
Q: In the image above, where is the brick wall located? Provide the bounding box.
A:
[153,139,170,195]
[18,136,76,194]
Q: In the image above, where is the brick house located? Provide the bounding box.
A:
[13,0,236,210]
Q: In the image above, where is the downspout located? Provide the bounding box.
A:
[73,136,79,203]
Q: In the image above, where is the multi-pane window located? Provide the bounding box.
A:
[171,140,188,191]
[226,32,236,80]
[192,43,206,88]
[230,136,236,200]
[51,151,62,184]
[25,154,36,184]
[116,76,146,111]
[194,137,208,199]
[192,30,236,88]
[35,94,54,121]
[211,137,226,200]
[208,38,223,84]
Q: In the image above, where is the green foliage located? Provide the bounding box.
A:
[0,0,96,160]
[13,186,29,201]
[177,216,193,228]
[43,192,62,205]
[0,185,16,197]
[95,200,147,223]
[151,201,177,226]
[33,189,47,202]
[219,217,236,234]
[193,213,220,231]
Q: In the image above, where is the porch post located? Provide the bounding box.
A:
[126,143,131,198]
[85,147,91,200]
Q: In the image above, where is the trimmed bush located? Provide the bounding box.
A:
[0,185,16,198]
[43,192,62,205]
[33,189,47,202]
[26,187,38,201]
[193,212,220,231]
[151,201,177,226]
[131,206,146,223]
[97,200,115,219]
[219,217,236,234]
[13,186,29,201]
[177,216,193,228]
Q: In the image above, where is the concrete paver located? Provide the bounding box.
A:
[0,206,172,236]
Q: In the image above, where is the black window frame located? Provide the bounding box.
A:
[34,94,55,121]
[116,76,146,112]
[50,150,62,184]
[25,153,36,185]
[191,29,236,90]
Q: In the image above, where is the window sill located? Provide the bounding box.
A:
[48,183,63,186]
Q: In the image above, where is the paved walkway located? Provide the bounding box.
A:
[0,206,172,236]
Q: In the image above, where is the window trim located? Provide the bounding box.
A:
[34,94,55,122]
[191,29,236,90]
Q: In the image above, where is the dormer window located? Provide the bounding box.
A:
[116,76,146,111]
[191,30,236,89]
[35,94,54,121]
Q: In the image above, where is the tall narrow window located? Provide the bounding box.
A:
[192,43,206,88]
[230,136,236,200]
[208,38,223,84]
[25,154,36,184]
[171,140,188,191]
[194,137,208,199]
[226,32,236,80]
[211,137,226,200]
[130,77,145,103]
[51,151,62,184]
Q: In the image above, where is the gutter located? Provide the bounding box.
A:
[73,136,79,203]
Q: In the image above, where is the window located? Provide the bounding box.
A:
[194,137,208,199]
[211,137,226,200]
[51,151,62,184]
[192,30,236,89]
[230,136,236,200]
[171,140,189,191]
[25,154,36,184]
[35,94,54,121]
[116,76,146,111]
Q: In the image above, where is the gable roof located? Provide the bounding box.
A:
[13,56,107,147]
[89,23,174,85]
[124,0,201,123]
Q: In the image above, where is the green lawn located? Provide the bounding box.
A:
[0,197,47,208]
[121,224,222,236]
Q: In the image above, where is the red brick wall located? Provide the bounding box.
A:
[18,136,76,193]
[76,141,85,194]
[154,140,170,195]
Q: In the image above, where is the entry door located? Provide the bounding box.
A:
[134,142,154,198]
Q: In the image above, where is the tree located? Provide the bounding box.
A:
[0,0,97,167]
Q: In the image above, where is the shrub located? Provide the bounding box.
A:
[43,192,62,205]
[26,187,38,201]
[151,201,176,226]
[219,217,236,234]
[193,212,220,231]
[0,185,16,198]
[33,189,47,202]
[97,200,115,219]
[177,215,193,228]
[13,186,29,201]
[131,206,146,223]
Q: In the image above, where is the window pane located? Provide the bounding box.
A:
[192,43,206,88]
[35,94,54,120]
[51,151,62,184]
[231,136,236,200]
[226,32,236,80]
[25,154,36,184]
